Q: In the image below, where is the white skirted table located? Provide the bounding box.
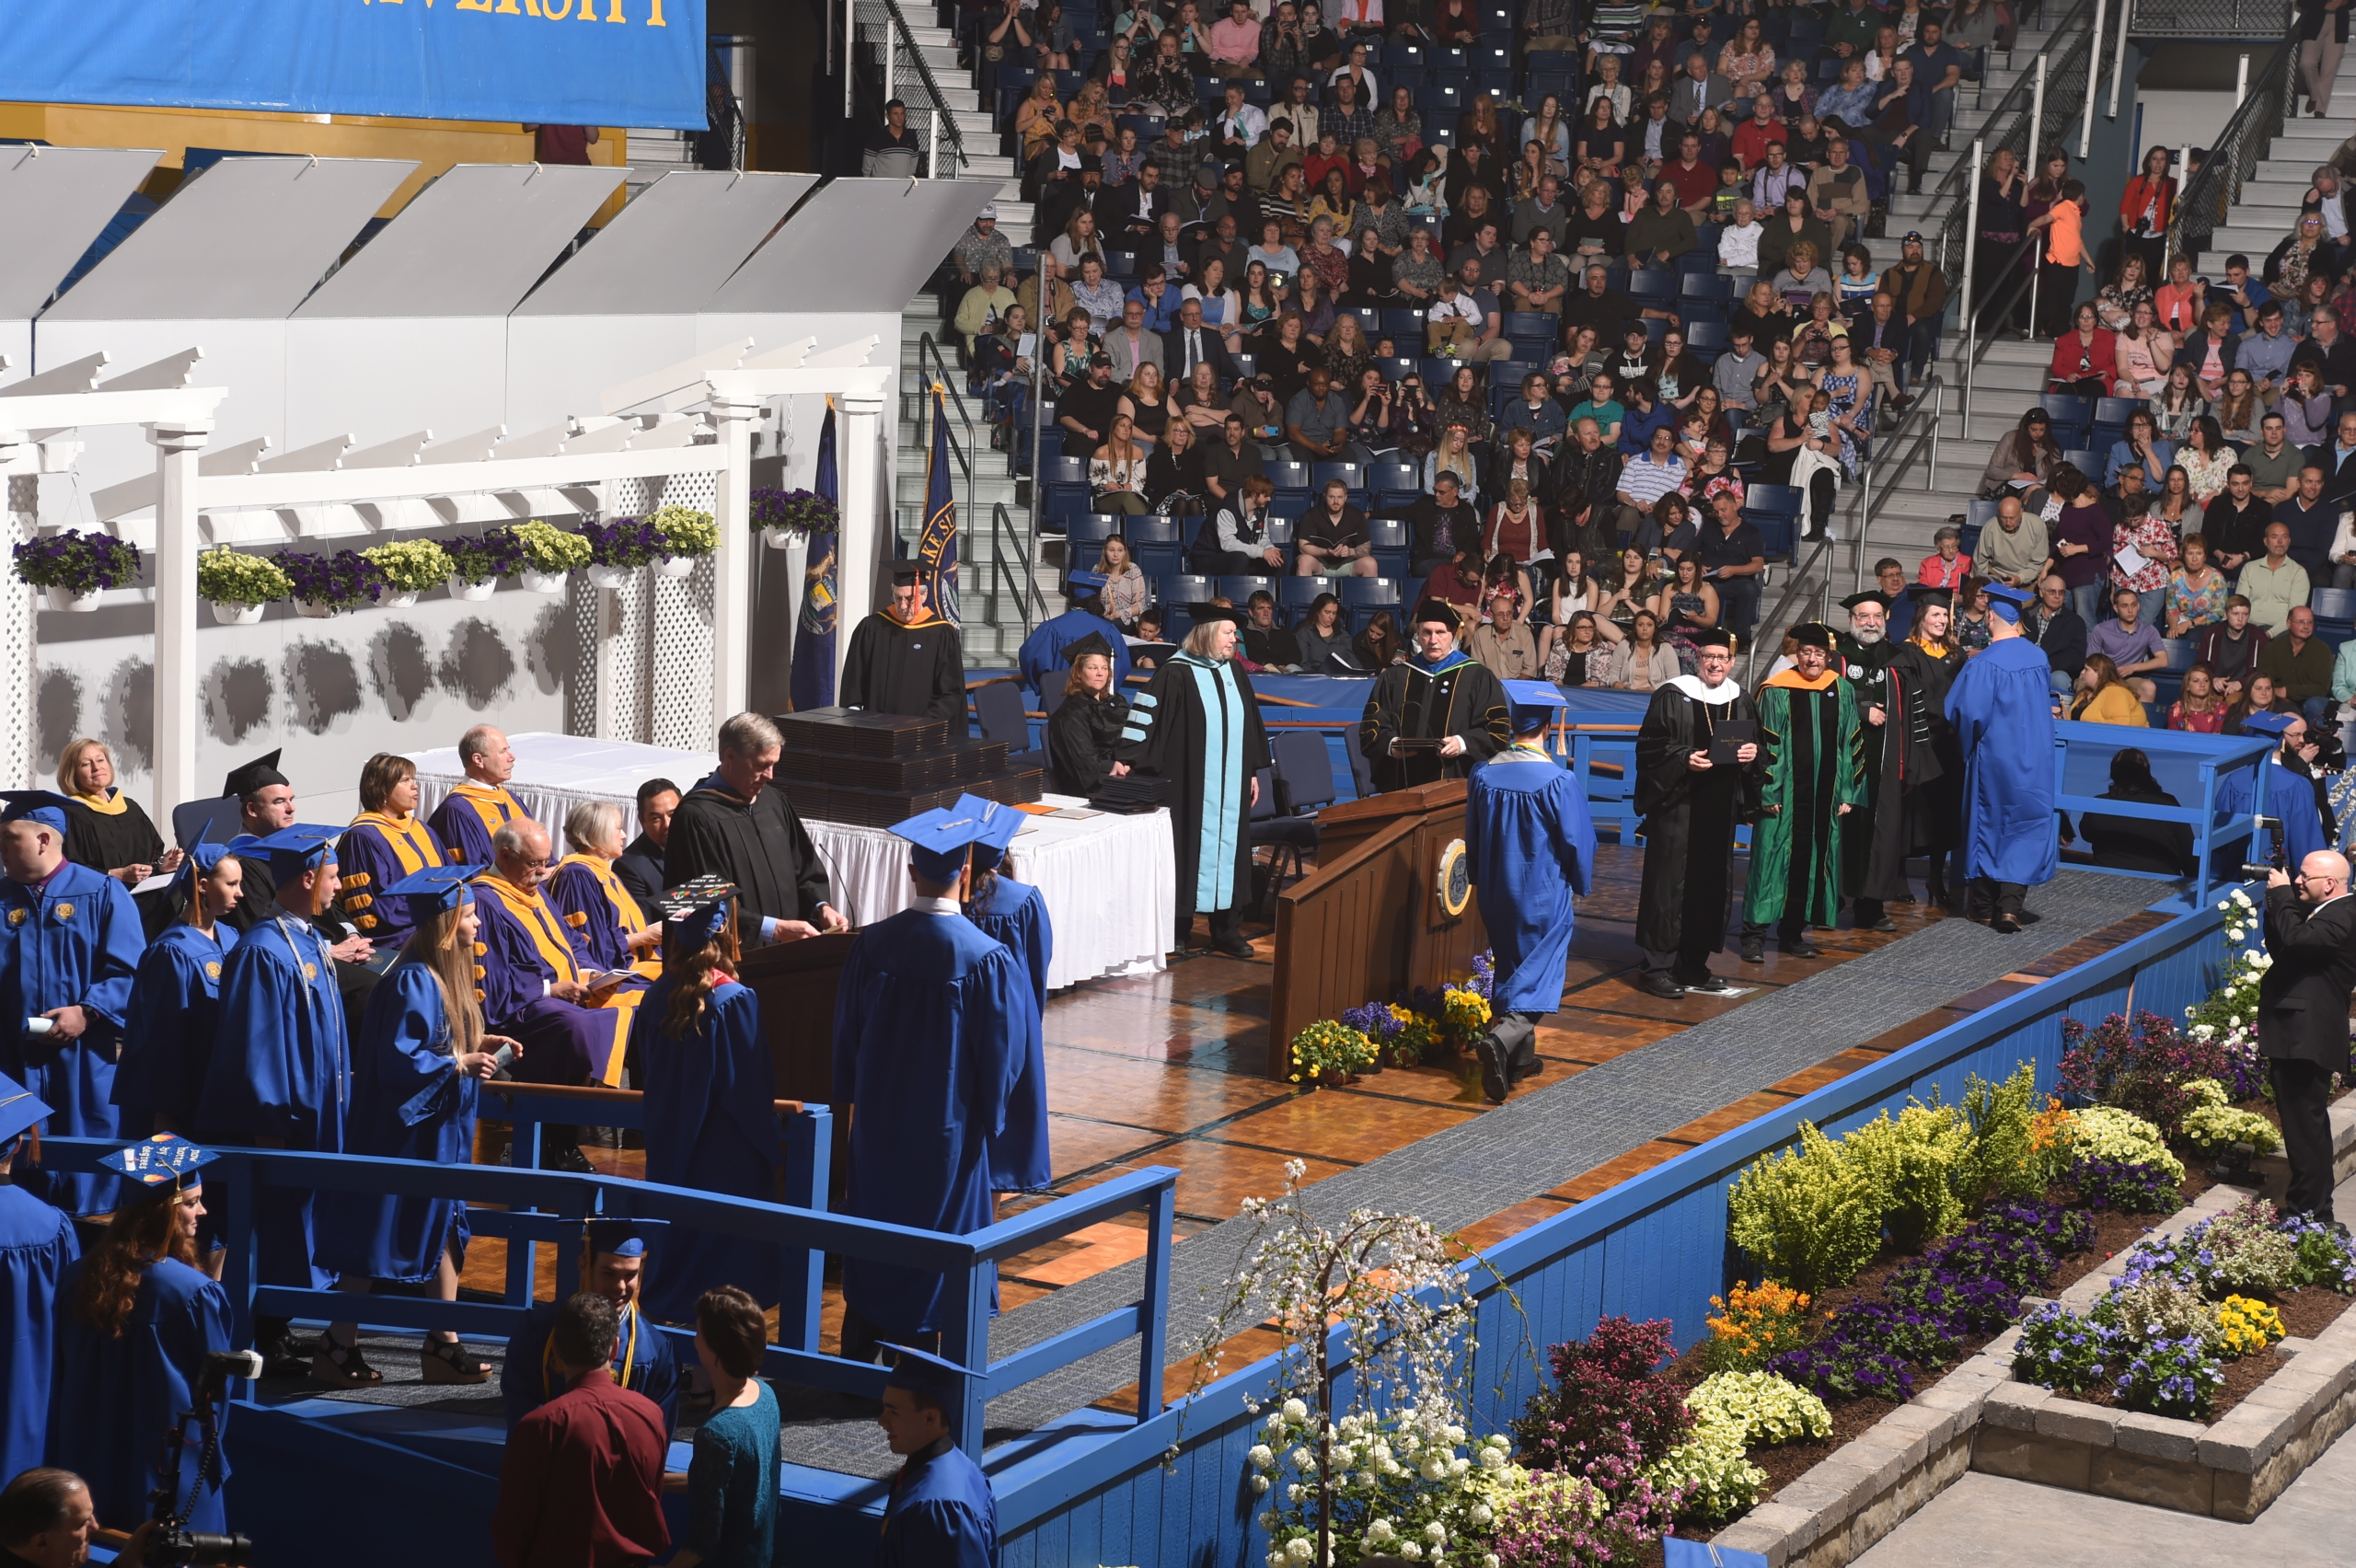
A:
[409,732,1173,991]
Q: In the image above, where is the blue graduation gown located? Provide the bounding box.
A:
[313,963,476,1285]
[1465,748,1598,1017]
[499,1298,680,1439]
[1016,607,1132,694]
[964,878,1053,1194]
[1944,636,2060,887]
[47,1253,235,1534]
[336,813,449,951]
[0,1182,78,1490]
[2214,760,2327,874]
[833,908,1039,1338]
[115,922,239,1137]
[640,981,785,1322]
[879,1438,999,1568]
[195,913,349,1288]
[0,862,143,1215]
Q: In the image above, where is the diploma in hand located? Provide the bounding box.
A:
[1707,719,1756,766]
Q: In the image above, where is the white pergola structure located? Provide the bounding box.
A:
[51,337,898,816]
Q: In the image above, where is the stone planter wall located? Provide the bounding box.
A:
[1706,1106,2356,1567]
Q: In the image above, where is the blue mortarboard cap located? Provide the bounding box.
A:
[2240,709,2297,737]
[386,863,483,923]
[1502,679,1566,729]
[1068,569,1108,590]
[1982,582,2032,623]
[0,791,73,833]
[583,1216,670,1258]
[882,1343,983,1412]
[0,1067,52,1148]
[890,804,1004,884]
[258,824,344,877]
[951,793,1024,873]
[664,887,736,948]
[167,836,247,905]
[1664,1540,1768,1568]
[98,1133,218,1197]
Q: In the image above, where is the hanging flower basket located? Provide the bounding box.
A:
[446,575,499,603]
[14,528,141,605]
[444,532,522,601]
[196,547,294,622]
[648,503,719,560]
[361,540,451,612]
[586,563,633,591]
[651,554,697,579]
[749,487,838,550]
[494,519,592,594]
[271,548,387,617]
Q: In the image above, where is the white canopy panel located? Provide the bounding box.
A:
[43,156,416,322]
[295,163,629,320]
[514,170,817,317]
[705,177,993,316]
[0,145,163,323]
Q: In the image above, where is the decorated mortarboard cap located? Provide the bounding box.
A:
[663,884,737,948]
[0,790,73,833]
[950,792,1024,874]
[1981,582,2034,623]
[882,1343,983,1411]
[1689,627,1734,650]
[583,1216,670,1258]
[2239,709,2297,737]
[257,824,344,877]
[1060,630,1115,665]
[1502,678,1566,729]
[1068,569,1109,591]
[890,806,1002,885]
[1840,590,1892,613]
[1789,622,1834,650]
[386,863,483,922]
[1408,597,1461,629]
[0,1067,52,1148]
[99,1133,217,1198]
[222,749,287,800]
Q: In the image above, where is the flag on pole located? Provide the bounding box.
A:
[918,383,960,625]
[787,402,838,712]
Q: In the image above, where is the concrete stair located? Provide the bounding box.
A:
[2189,118,2356,263]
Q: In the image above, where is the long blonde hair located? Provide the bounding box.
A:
[401,901,486,1059]
[54,737,110,795]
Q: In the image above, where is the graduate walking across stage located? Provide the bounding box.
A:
[841,562,969,722]
[1464,682,1598,1103]
[1357,599,1512,794]
[833,807,1043,1363]
[0,790,144,1217]
[1741,624,1865,963]
[1117,605,1272,958]
[1944,584,2059,932]
[1632,630,1762,998]
[953,796,1053,1195]
[500,1217,682,1439]
[315,865,519,1387]
[46,1136,238,1537]
[2213,711,2330,877]
[0,1068,77,1491]
[640,888,788,1326]
[875,1345,999,1568]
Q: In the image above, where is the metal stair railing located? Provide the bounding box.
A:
[987,501,1049,636]
[845,0,973,178]
[2165,37,2300,270]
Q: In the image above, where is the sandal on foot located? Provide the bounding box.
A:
[421,1338,492,1385]
[311,1336,384,1387]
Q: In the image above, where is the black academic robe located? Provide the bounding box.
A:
[613,834,666,908]
[664,773,832,944]
[1118,652,1272,920]
[60,793,175,937]
[1838,636,1940,903]
[840,611,967,723]
[223,857,278,934]
[1890,640,1969,858]
[1634,679,1763,955]
[1047,690,1132,795]
[1357,652,1512,794]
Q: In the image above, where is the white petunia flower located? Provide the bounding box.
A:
[1282,1398,1310,1422]
[1470,1503,1494,1526]
[1248,1445,1275,1470]
[1285,1539,1314,1562]
[1253,1475,1271,1494]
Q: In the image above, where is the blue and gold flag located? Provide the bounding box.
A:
[917,384,960,625]
[787,402,839,711]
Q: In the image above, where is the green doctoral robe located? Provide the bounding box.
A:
[1745,670,1865,927]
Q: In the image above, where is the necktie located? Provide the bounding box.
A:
[1187,330,1201,373]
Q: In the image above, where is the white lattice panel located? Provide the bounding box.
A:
[590,474,717,749]
[3,477,35,790]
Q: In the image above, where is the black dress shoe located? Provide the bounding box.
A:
[1784,940,1824,958]
[1687,974,1736,994]
[1869,917,1899,933]
[1635,972,1688,999]
[1739,934,1764,963]
[1991,913,2023,934]
[1211,932,1257,958]
[549,1146,598,1175]
[1475,1032,1510,1103]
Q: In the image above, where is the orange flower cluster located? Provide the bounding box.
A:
[2027,1096,2078,1159]
[1702,1281,1814,1372]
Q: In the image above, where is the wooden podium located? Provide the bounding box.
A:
[737,929,858,1199]
[1266,779,1486,1080]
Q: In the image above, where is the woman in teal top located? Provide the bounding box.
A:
[667,1285,780,1568]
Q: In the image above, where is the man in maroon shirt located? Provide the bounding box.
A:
[1659,133,1719,216]
[493,1294,670,1568]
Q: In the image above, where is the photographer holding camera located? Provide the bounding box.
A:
[2259,847,2356,1222]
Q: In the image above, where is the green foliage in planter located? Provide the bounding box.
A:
[361,539,454,594]
[1727,1123,1885,1294]
[1844,1102,1974,1253]
[649,504,719,557]
[196,548,293,605]
[1955,1061,2054,1204]
[13,528,142,594]
[496,519,592,574]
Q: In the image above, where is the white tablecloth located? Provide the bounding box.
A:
[410,732,1172,992]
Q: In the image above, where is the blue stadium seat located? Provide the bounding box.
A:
[1339,306,1380,339]
[1218,574,1279,606]
[1161,572,1214,615]
[1103,248,1138,280]
[1340,575,1403,632]
[1380,307,1426,344]
[1390,42,1426,76]
[2091,396,2141,450]
[1525,49,1577,78]
[2062,447,2103,478]
[1126,514,1183,580]
[1369,518,1410,578]
[1374,354,1418,384]
[1311,460,1369,507]
[1278,577,1325,618]
[1744,484,1804,524]
[2312,587,2356,644]
[1426,84,1465,117]
[1370,459,1424,509]
[1680,272,1737,322]
[1431,45,1470,72]
[1628,271,1677,306]
[1686,321,1729,363]
[1230,352,1258,382]
[1267,458,1312,510]
[2038,394,2095,447]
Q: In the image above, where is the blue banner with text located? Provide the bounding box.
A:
[0,0,710,130]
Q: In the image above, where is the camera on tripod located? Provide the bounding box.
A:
[146,1351,260,1566]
